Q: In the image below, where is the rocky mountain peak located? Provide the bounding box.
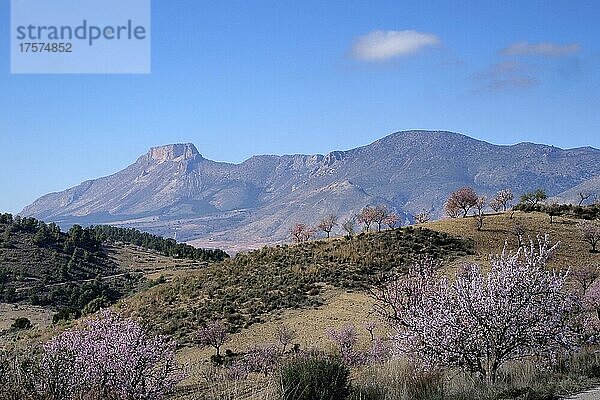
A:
[148,143,200,162]
[20,131,600,251]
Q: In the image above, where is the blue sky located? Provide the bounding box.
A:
[1,0,600,213]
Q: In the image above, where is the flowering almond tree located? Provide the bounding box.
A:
[580,220,600,253]
[290,223,313,243]
[38,309,182,400]
[490,189,514,212]
[198,320,230,358]
[373,236,579,384]
[358,206,378,232]
[317,214,338,238]
[326,325,358,363]
[445,186,478,218]
[384,212,400,229]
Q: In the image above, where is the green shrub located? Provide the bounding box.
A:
[52,307,81,323]
[82,296,111,315]
[278,354,351,400]
[11,317,32,330]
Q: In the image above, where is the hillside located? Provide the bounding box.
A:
[0,213,227,335]
[423,211,600,270]
[21,131,600,251]
[122,226,473,343]
[111,211,599,398]
[4,211,599,398]
[169,212,600,350]
[0,214,133,312]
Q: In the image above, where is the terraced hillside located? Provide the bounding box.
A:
[0,213,227,334]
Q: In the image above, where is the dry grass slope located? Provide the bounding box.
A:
[423,211,600,270]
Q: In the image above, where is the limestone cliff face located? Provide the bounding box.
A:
[148,143,200,162]
[21,131,600,248]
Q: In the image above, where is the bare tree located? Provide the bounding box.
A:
[579,192,592,207]
[317,213,338,238]
[198,320,230,358]
[415,210,431,224]
[445,187,479,218]
[341,217,356,237]
[581,220,600,253]
[490,189,514,212]
[290,223,313,243]
[363,321,377,342]
[474,196,487,231]
[276,324,297,353]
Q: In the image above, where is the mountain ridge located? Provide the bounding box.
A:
[21,130,600,250]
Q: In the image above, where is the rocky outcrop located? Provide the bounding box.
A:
[148,143,200,162]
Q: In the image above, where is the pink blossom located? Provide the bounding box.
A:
[373,235,580,383]
[38,309,183,399]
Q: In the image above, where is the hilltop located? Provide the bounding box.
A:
[122,226,473,343]
[21,131,600,251]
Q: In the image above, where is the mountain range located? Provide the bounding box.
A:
[21,130,600,251]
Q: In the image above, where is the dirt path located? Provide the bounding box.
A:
[565,387,600,399]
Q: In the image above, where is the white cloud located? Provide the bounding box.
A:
[501,41,580,57]
[351,30,440,61]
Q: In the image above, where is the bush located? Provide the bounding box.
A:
[11,317,33,330]
[81,296,111,315]
[52,307,81,323]
[278,353,351,400]
[0,349,40,399]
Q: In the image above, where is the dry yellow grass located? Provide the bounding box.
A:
[172,289,377,399]
[0,303,53,332]
[423,211,600,270]
[106,244,208,280]
[176,289,377,382]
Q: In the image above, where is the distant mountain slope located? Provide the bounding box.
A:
[21,131,600,249]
